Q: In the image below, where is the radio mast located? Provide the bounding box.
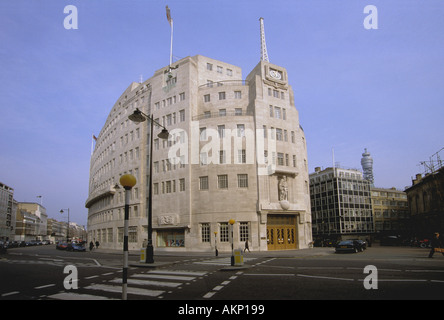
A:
[259,17,269,62]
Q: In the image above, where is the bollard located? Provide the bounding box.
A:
[234,249,244,266]
[140,248,146,263]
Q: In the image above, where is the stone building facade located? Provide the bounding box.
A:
[86,55,311,252]
[406,169,444,238]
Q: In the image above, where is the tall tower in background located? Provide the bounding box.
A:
[361,148,374,186]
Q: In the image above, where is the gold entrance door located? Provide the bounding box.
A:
[266,215,297,250]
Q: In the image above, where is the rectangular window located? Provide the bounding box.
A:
[238,174,248,188]
[218,92,226,100]
[179,178,185,191]
[275,107,281,119]
[200,127,207,141]
[204,94,210,102]
[238,149,246,164]
[218,175,228,189]
[199,176,209,190]
[219,150,226,164]
[277,153,284,166]
[200,152,208,165]
[234,91,242,99]
[239,222,249,242]
[276,128,283,141]
[237,124,245,137]
[235,108,242,116]
[153,183,159,195]
[166,181,172,193]
[129,226,138,243]
[201,223,210,242]
[217,125,225,138]
[220,223,229,242]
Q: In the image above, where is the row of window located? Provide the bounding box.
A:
[199,174,249,190]
[154,92,186,110]
[268,87,286,100]
[203,90,242,102]
[153,178,186,195]
[201,222,250,243]
[90,220,250,248]
[269,105,287,119]
[206,63,234,76]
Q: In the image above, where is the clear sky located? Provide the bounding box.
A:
[1,0,443,227]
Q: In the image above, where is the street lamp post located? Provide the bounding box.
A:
[119,174,137,300]
[229,219,235,266]
[128,107,169,264]
[59,208,70,243]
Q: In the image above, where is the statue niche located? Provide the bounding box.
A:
[278,176,290,210]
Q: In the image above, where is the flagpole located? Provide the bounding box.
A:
[170,18,173,68]
[166,5,173,68]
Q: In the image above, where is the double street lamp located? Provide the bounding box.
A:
[128,107,169,264]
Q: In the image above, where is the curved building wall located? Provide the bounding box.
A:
[86,55,312,252]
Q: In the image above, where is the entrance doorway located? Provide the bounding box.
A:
[267,214,297,250]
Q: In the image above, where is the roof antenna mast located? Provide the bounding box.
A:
[259,17,269,62]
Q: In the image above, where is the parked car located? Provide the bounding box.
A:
[56,242,68,250]
[335,240,365,253]
[67,243,86,252]
[350,239,367,250]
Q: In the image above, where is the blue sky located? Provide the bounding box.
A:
[1,0,443,226]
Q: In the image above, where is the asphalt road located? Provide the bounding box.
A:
[1,244,443,307]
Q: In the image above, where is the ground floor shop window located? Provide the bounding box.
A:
[157,229,185,247]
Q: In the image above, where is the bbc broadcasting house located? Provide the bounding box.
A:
[85,55,312,252]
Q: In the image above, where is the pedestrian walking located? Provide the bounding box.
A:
[95,240,100,250]
[89,241,94,251]
[428,232,444,258]
[244,240,250,253]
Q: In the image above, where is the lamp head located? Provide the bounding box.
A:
[157,128,170,140]
[128,108,147,124]
[120,174,137,189]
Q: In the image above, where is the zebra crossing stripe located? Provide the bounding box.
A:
[85,283,164,297]
[134,273,196,281]
[147,270,207,277]
[47,292,117,300]
[110,277,182,288]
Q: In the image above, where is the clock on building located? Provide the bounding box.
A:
[269,69,282,80]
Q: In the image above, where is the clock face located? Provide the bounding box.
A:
[269,69,282,80]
